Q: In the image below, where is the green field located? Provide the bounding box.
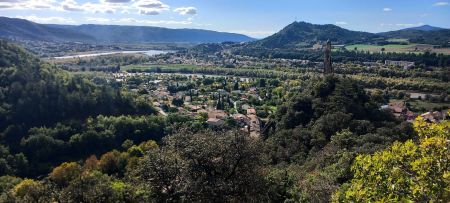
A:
[390,99,449,113]
[345,43,450,55]
[386,38,409,43]
[122,64,200,72]
[409,100,449,112]
[345,44,419,53]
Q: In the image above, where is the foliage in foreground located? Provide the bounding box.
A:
[0,130,267,202]
[333,116,450,202]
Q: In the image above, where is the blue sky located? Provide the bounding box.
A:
[1,0,449,38]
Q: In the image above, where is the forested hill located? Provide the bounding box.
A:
[255,21,380,48]
[379,28,450,46]
[55,24,255,43]
[0,16,254,43]
[0,17,94,42]
[0,40,158,175]
[0,40,154,130]
[401,25,445,31]
[249,22,450,49]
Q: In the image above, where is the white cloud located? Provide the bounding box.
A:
[230,30,275,38]
[380,22,425,27]
[335,21,348,25]
[16,15,76,24]
[0,0,23,3]
[135,0,167,9]
[0,3,14,8]
[433,1,449,6]
[0,0,59,10]
[140,9,160,15]
[383,8,392,12]
[115,17,192,25]
[59,0,119,14]
[134,0,169,15]
[85,17,110,23]
[101,0,131,3]
[0,0,173,15]
[61,0,84,11]
[174,6,197,15]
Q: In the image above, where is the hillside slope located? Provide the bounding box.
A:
[0,17,94,42]
[0,17,254,44]
[57,24,255,43]
[255,21,380,48]
[402,25,445,31]
[379,27,450,45]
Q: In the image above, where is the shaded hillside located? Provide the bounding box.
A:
[0,17,254,44]
[0,17,94,42]
[0,40,154,138]
[255,21,380,48]
[402,25,445,31]
[61,24,255,43]
[380,29,450,46]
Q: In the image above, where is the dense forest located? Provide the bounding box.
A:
[0,40,158,176]
[0,40,449,202]
[380,29,450,46]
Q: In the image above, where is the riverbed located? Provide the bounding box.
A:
[54,50,169,59]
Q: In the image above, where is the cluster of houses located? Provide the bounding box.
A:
[381,101,447,123]
[385,60,415,70]
[116,73,265,138]
[207,108,261,138]
[148,52,312,69]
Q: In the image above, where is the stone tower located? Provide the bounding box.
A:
[324,40,333,74]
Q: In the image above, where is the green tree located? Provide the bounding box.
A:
[333,115,450,202]
[49,162,82,187]
[131,129,268,202]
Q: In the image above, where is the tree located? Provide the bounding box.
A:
[98,150,127,176]
[12,179,46,202]
[172,97,184,107]
[333,115,450,202]
[259,78,266,87]
[131,129,268,202]
[0,176,22,198]
[233,81,239,90]
[58,171,117,203]
[49,162,82,187]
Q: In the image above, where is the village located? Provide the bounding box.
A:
[113,69,448,141]
[113,72,283,137]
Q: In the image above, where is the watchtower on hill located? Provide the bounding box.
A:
[324,40,333,74]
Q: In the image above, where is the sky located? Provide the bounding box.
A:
[0,0,449,38]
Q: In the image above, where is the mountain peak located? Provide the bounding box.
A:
[403,25,445,31]
[256,21,377,49]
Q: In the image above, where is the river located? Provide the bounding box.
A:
[54,50,169,59]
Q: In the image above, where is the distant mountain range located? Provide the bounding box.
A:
[1,16,449,48]
[0,17,255,44]
[0,17,94,42]
[253,22,449,49]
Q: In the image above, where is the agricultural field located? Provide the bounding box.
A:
[386,38,410,43]
[408,100,449,112]
[121,64,201,72]
[345,43,450,55]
